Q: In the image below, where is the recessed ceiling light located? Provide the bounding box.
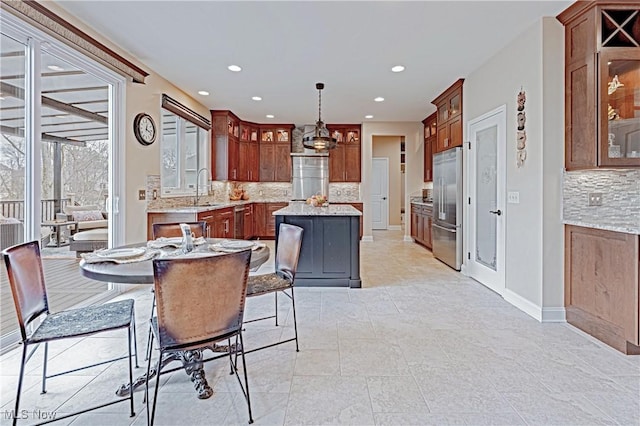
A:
[365,115,374,119]
[374,97,385,102]
[227,65,242,72]
[252,96,262,101]
[47,65,64,71]
[391,65,405,73]
[198,90,209,96]
[266,114,275,119]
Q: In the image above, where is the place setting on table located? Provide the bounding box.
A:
[78,225,270,285]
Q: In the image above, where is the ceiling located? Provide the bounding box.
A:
[54,1,573,125]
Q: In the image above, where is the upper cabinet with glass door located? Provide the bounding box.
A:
[600,51,640,166]
[559,2,640,169]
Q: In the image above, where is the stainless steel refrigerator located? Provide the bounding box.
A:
[432,147,463,270]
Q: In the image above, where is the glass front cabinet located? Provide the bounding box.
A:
[601,50,640,166]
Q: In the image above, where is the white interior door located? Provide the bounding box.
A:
[371,158,389,230]
[467,105,506,295]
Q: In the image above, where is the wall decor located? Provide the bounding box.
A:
[516,89,527,168]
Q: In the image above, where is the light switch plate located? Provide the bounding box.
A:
[138,189,146,201]
[507,191,520,204]
[588,192,603,206]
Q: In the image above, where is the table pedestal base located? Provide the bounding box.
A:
[116,344,234,399]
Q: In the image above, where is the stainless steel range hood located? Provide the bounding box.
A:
[291,153,329,201]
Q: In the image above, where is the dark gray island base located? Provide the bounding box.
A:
[274,203,362,288]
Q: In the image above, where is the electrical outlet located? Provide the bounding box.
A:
[138,189,146,201]
[588,192,603,206]
[507,191,520,204]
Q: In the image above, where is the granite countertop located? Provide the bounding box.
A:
[563,219,640,235]
[148,200,255,213]
[273,203,362,216]
[411,200,433,207]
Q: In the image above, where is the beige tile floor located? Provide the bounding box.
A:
[1,230,639,425]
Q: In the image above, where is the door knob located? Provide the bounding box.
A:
[489,209,502,216]
[382,197,387,200]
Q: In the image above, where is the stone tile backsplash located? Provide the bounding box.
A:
[563,169,640,234]
[146,175,360,210]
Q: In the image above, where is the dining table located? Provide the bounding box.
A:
[79,237,270,400]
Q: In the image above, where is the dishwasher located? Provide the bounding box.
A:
[234,205,244,239]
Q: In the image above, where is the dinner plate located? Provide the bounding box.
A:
[96,247,146,260]
[218,240,255,250]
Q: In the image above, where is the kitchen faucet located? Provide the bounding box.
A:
[194,167,210,206]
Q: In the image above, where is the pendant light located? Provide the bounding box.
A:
[302,82,337,151]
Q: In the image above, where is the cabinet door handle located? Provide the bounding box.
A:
[444,138,449,147]
[224,220,229,233]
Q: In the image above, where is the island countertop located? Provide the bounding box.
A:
[273,203,362,216]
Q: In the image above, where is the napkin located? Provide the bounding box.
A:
[209,242,264,253]
[81,249,159,264]
[147,236,207,249]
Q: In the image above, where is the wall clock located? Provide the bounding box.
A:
[133,113,156,146]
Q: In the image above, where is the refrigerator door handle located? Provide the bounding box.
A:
[432,223,456,233]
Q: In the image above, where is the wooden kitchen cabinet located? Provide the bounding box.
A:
[422,112,437,182]
[259,125,293,182]
[212,110,240,180]
[238,122,259,182]
[212,207,234,238]
[253,202,288,239]
[243,203,254,239]
[565,225,640,354]
[558,2,640,169]
[327,125,361,182]
[432,79,464,153]
[410,203,432,249]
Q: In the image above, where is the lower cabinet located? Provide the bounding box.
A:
[253,202,288,239]
[243,204,254,239]
[565,225,640,354]
[332,202,363,239]
[411,203,432,249]
[212,207,234,239]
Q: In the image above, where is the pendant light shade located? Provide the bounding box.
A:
[302,83,337,151]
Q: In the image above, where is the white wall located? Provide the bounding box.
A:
[464,17,564,320]
[362,122,422,240]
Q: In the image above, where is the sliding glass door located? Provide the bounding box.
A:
[0,14,125,349]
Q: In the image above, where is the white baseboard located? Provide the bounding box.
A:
[541,307,566,322]
[498,289,566,323]
[503,288,542,322]
[403,235,414,242]
[388,225,402,231]
[361,236,374,242]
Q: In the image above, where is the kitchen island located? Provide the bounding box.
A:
[274,203,362,288]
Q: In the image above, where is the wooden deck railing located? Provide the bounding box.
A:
[0,198,72,222]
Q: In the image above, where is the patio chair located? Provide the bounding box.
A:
[146,249,253,425]
[2,240,138,426]
[245,223,303,353]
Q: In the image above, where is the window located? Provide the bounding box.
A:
[160,95,210,196]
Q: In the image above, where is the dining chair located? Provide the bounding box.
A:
[2,240,138,426]
[245,223,303,353]
[151,221,207,239]
[145,221,207,360]
[146,249,254,425]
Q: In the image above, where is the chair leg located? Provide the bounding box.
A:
[238,332,253,424]
[145,294,156,361]
[289,287,300,352]
[41,342,48,394]
[12,344,28,426]
[229,338,235,375]
[132,311,139,368]
[150,353,162,426]
[274,292,279,326]
[127,324,136,418]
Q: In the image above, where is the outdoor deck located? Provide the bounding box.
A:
[1,257,107,336]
